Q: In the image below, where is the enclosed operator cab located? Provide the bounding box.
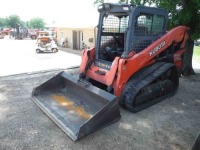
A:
[95,3,168,70]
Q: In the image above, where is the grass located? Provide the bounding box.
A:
[193,46,200,64]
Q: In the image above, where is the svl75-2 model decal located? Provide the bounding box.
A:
[149,41,166,56]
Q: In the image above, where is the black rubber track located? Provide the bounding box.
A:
[119,62,179,112]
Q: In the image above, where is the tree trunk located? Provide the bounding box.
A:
[181,39,195,76]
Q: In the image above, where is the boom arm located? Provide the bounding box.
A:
[114,26,190,96]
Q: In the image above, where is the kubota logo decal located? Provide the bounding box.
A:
[150,41,166,56]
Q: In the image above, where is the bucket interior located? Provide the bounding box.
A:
[32,72,119,141]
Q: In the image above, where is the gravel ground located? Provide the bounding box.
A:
[0,68,200,150]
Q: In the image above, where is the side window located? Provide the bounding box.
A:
[135,14,152,35]
[152,15,165,35]
[134,13,165,36]
[102,15,129,33]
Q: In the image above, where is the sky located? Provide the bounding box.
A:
[0,0,108,27]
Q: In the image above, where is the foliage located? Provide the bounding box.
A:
[0,16,45,29]
[0,18,6,28]
[94,0,156,5]
[94,0,104,5]
[20,21,31,28]
[154,0,200,40]
[5,15,21,28]
[129,0,156,5]
[29,18,45,29]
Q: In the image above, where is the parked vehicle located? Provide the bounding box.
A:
[10,26,37,40]
[36,36,58,53]
[37,30,58,45]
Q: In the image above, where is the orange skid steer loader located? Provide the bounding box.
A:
[32,3,189,141]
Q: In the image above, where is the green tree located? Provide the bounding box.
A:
[0,18,6,28]
[29,18,45,29]
[94,0,128,4]
[94,0,104,5]
[129,0,157,5]
[94,0,155,5]
[6,15,21,28]
[20,20,31,28]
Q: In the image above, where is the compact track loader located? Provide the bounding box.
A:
[32,3,189,141]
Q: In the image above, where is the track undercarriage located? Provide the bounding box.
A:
[119,62,179,112]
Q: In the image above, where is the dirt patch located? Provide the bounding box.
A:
[0,69,200,150]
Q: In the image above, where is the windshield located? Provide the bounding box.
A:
[102,14,129,33]
[98,13,129,62]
